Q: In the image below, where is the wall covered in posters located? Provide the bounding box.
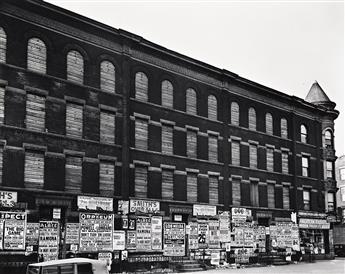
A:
[39,221,59,261]
[163,222,185,256]
[0,212,26,250]
[136,217,152,251]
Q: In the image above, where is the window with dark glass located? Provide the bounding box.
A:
[135,72,148,101]
[27,38,47,74]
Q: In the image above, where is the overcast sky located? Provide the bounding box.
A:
[46,0,344,156]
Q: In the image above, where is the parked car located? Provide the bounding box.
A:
[26,258,109,274]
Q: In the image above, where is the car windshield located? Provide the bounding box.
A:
[27,266,40,274]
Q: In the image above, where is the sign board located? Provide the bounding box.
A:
[231,207,251,222]
[163,222,185,256]
[118,200,129,215]
[151,216,162,250]
[193,204,217,216]
[113,230,125,250]
[198,222,209,249]
[77,196,113,211]
[299,218,330,229]
[53,208,61,219]
[136,216,152,251]
[26,223,39,246]
[0,211,26,250]
[79,213,113,252]
[39,221,59,261]
[126,231,136,250]
[130,200,160,213]
[66,223,79,245]
[189,222,199,250]
[0,191,17,207]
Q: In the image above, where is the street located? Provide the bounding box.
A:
[184,258,345,274]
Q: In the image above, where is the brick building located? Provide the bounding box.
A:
[0,0,340,271]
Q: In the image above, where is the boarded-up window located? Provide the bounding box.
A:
[66,103,83,138]
[135,165,147,198]
[232,178,241,206]
[186,130,197,158]
[65,156,82,193]
[266,147,274,172]
[162,169,173,200]
[208,135,218,162]
[209,176,218,205]
[265,113,273,135]
[161,80,173,108]
[0,86,5,124]
[135,72,148,101]
[248,107,256,130]
[249,144,257,169]
[99,161,115,196]
[162,124,173,154]
[0,147,2,185]
[283,186,290,209]
[26,93,45,132]
[67,50,84,84]
[187,173,197,203]
[231,141,240,166]
[24,151,44,189]
[100,61,115,93]
[267,184,275,208]
[208,95,217,120]
[250,182,259,207]
[281,118,288,139]
[301,124,307,143]
[231,102,239,126]
[186,88,197,115]
[27,38,46,74]
[282,151,289,174]
[0,27,6,63]
[100,111,115,144]
[135,118,148,150]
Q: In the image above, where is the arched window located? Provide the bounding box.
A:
[67,50,84,84]
[27,38,47,74]
[186,88,197,115]
[248,107,256,130]
[208,95,217,120]
[161,80,173,108]
[100,60,115,93]
[301,124,308,143]
[281,118,288,139]
[0,27,6,63]
[135,72,148,101]
[231,102,239,126]
[265,113,273,135]
[324,130,333,148]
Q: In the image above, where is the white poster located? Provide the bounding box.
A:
[1,211,26,250]
[77,196,113,211]
[0,191,17,207]
[26,223,39,246]
[39,221,59,261]
[151,216,162,250]
[163,222,185,256]
[130,200,160,213]
[188,222,199,250]
[66,223,80,245]
[113,230,125,250]
[193,205,217,216]
[136,217,152,251]
[219,211,231,243]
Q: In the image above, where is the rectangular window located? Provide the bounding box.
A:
[66,103,83,138]
[135,165,147,198]
[283,186,290,209]
[135,118,148,150]
[340,168,345,180]
[162,169,174,200]
[302,156,309,177]
[266,147,274,172]
[232,178,241,206]
[24,151,44,189]
[326,161,333,179]
[341,187,345,202]
[231,141,240,166]
[209,176,218,205]
[267,184,275,209]
[100,111,115,144]
[0,86,4,124]
[250,182,259,207]
[249,144,257,169]
[281,151,289,174]
[187,173,197,203]
[208,135,218,162]
[65,155,82,193]
[26,93,45,132]
[186,130,197,158]
[162,124,173,154]
[327,192,334,212]
[303,190,310,210]
[0,147,2,185]
[99,161,115,196]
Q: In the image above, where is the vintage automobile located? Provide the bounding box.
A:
[26,258,109,274]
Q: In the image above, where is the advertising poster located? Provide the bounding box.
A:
[188,222,198,250]
[163,222,185,256]
[193,205,217,216]
[77,196,113,211]
[291,224,300,251]
[126,231,136,250]
[113,230,125,250]
[1,211,26,250]
[39,221,59,261]
[136,216,152,251]
[118,200,129,215]
[0,191,17,207]
[208,220,220,249]
[232,223,244,246]
[0,220,3,249]
[130,200,160,214]
[254,226,266,249]
[243,225,254,247]
[198,222,209,249]
[219,211,230,243]
[151,216,162,250]
[79,213,113,252]
[65,223,80,245]
[26,223,39,246]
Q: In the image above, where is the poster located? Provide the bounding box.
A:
[66,223,79,245]
[98,252,112,266]
[232,223,244,246]
[193,205,217,216]
[79,213,113,252]
[0,220,3,249]
[77,196,113,211]
[219,211,231,243]
[136,216,152,251]
[198,222,209,249]
[127,231,136,250]
[39,221,59,261]
[118,200,129,215]
[1,211,26,250]
[243,224,254,247]
[130,200,160,213]
[26,223,39,246]
[151,216,162,250]
[0,191,17,207]
[163,222,185,256]
[208,220,220,249]
[113,230,125,250]
[254,226,266,249]
[231,207,251,223]
[188,222,198,250]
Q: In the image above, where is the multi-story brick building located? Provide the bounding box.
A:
[0,0,339,271]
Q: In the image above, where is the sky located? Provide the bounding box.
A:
[46,0,344,156]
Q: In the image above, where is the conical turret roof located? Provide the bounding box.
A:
[305,81,331,104]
